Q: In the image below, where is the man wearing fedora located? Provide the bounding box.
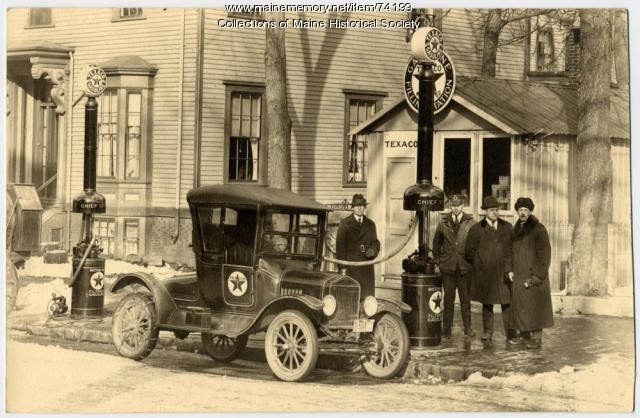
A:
[465,195,516,342]
[336,194,381,298]
[508,197,554,349]
[433,194,476,337]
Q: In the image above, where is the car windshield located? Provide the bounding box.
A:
[262,209,319,257]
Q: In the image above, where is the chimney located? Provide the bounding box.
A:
[565,28,581,87]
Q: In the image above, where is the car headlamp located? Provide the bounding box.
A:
[322,295,337,316]
[363,296,378,317]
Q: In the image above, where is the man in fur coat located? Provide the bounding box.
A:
[508,197,554,349]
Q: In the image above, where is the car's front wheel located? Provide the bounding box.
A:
[361,312,409,379]
[265,310,318,382]
[112,293,159,360]
[201,333,248,362]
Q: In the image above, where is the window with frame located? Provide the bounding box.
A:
[262,210,320,256]
[94,218,116,256]
[116,8,143,19]
[28,8,52,27]
[126,92,141,179]
[228,91,263,182]
[124,220,140,256]
[535,29,554,72]
[97,90,118,178]
[482,138,511,210]
[345,96,382,185]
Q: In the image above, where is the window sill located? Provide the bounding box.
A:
[527,71,569,77]
[97,178,151,185]
[24,24,55,29]
[111,16,146,23]
[343,182,367,189]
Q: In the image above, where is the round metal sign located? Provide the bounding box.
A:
[403,52,456,115]
[81,65,107,96]
[410,26,444,62]
[227,271,248,297]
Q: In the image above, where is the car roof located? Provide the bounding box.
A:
[187,184,331,211]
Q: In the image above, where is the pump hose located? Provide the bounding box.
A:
[68,238,98,287]
[323,216,417,267]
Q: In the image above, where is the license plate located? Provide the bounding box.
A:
[353,318,374,333]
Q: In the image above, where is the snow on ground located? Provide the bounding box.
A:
[14,278,71,315]
[461,353,634,412]
[22,256,181,279]
[14,257,183,316]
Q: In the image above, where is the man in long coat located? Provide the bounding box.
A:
[465,196,515,341]
[336,194,380,298]
[433,194,475,337]
[509,197,554,349]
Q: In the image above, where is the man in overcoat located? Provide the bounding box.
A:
[336,194,381,298]
[509,197,554,349]
[465,196,515,341]
[432,194,475,337]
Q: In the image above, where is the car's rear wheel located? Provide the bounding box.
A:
[265,310,318,382]
[201,333,248,362]
[362,313,409,379]
[112,293,159,360]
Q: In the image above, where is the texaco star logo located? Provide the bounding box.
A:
[424,28,444,62]
[429,291,443,314]
[404,53,456,115]
[227,271,248,297]
[89,272,104,290]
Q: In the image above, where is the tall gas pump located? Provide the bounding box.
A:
[401,26,446,348]
[68,65,108,318]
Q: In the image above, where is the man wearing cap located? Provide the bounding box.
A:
[465,196,516,342]
[432,194,476,337]
[336,194,381,298]
[509,197,553,349]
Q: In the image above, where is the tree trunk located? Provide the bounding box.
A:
[613,9,629,90]
[480,10,504,78]
[264,12,292,190]
[568,9,613,296]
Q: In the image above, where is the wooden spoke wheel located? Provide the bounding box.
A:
[264,310,318,382]
[112,293,159,360]
[201,333,248,362]
[362,313,409,379]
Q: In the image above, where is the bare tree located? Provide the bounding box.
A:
[477,9,573,77]
[264,12,292,190]
[567,9,613,295]
[612,9,629,90]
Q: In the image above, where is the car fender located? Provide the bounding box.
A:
[375,297,412,315]
[241,295,324,335]
[110,272,178,324]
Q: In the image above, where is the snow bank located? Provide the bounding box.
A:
[462,355,633,411]
[14,278,70,315]
[22,256,180,280]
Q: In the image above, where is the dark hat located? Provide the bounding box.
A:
[351,194,368,207]
[514,197,535,211]
[448,194,466,206]
[481,195,501,210]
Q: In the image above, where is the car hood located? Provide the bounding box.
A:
[280,269,359,299]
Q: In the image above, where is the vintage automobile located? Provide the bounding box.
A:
[110,184,411,382]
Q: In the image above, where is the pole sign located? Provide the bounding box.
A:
[410,26,444,63]
[80,65,107,97]
[404,53,456,115]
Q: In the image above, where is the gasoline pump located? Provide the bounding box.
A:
[68,66,108,318]
[400,25,447,348]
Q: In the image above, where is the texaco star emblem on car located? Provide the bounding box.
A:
[228,271,248,297]
[429,291,443,314]
[90,272,104,290]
